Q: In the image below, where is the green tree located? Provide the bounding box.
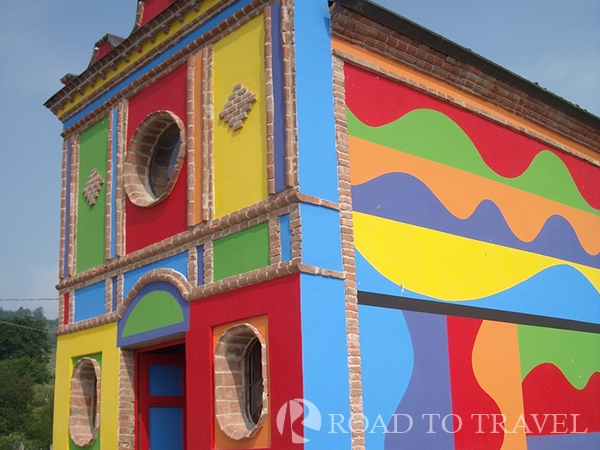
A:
[26,384,54,444]
[0,316,51,363]
[0,315,54,447]
[0,362,34,436]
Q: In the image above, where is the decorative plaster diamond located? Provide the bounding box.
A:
[219,84,257,130]
[83,169,104,206]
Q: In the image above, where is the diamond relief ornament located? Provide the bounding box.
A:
[219,84,257,130]
[83,168,104,206]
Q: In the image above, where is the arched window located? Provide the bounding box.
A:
[69,357,101,446]
[214,324,268,440]
[245,337,263,425]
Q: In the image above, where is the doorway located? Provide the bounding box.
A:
[138,343,186,450]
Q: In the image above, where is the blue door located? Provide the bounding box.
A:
[139,352,185,450]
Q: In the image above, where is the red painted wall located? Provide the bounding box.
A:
[186,274,304,449]
[126,64,188,253]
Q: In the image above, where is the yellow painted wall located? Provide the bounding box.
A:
[213,14,267,218]
[53,323,120,450]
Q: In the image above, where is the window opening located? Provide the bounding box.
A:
[245,338,263,425]
[148,123,181,198]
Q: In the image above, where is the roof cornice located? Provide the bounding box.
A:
[333,0,600,131]
[44,0,204,116]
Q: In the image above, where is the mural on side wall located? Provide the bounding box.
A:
[346,63,600,449]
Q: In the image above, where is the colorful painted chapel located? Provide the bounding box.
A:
[45,0,600,449]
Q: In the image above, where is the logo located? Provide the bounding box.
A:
[276,399,322,443]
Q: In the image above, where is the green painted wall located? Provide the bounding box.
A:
[213,222,270,281]
[122,291,184,337]
[76,118,109,273]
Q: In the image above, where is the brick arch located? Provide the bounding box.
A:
[117,269,191,347]
[124,110,186,207]
[118,268,192,318]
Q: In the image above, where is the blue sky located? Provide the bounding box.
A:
[0,0,598,319]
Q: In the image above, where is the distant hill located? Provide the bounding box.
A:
[0,307,57,350]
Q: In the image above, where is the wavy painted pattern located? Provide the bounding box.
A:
[349,136,600,256]
[473,321,527,449]
[353,212,600,301]
[448,317,504,450]
[359,305,414,450]
[518,325,600,389]
[348,109,600,217]
[344,63,600,209]
[522,364,600,434]
[353,173,600,267]
[356,249,600,325]
[384,311,455,449]
[526,433,600,450]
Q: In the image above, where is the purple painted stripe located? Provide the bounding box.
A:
[352,173,600,268]
[271,1,286,192]
[526,432,600,450]
[197,245,204,286]
[111,276,118,312]
[385,310,455,449]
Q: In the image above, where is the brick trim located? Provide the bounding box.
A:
[203,240,214,286]
[188,247,199,287]
[201,46,214,222]
[332,55,365,449]
[56,188,336,292]
[330,5,600,155]
[264,6,276,195]
[59,138,69,280]
[281,0,298,188]
[187,53,199,227]
[116,101,128,258]
[333,46,600,168]
[105,109,115,260]
[105,278,112,315]
[268,217,281,265]
[55,260,340,336]
[117,349,135,449]
[69,136,80,277]
[119,268,193,316]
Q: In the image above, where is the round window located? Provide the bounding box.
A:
[214,324,268,440]
[124,111,186,207]
[148,123,181,198]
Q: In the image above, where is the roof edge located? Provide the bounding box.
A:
[333,0,600,130]
[44,0,202,115]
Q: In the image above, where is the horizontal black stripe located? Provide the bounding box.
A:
[358,291,600,334]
